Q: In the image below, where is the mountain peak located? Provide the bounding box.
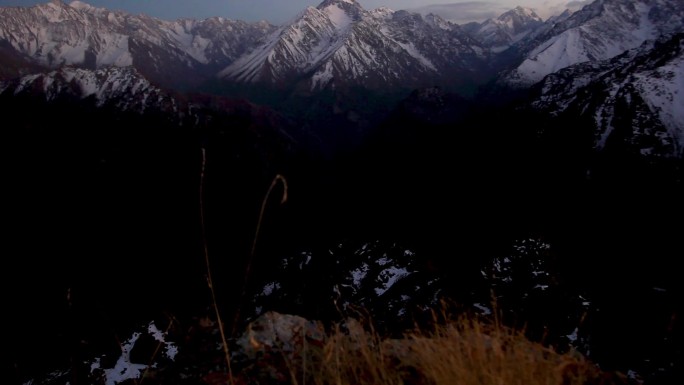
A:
[317,0,364,16]
[318,0,360,8]
[220,0,487,90]
[500,6,542,22]
[370,6,394,19]
[68,1,100,13]
[513,5,534,13]
[470,5,545,50]
[69,0,89,7]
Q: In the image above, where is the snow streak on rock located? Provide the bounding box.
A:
[505,0,684,86]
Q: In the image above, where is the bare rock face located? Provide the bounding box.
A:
[235,312,325,360]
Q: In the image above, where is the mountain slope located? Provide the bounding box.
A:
[465,6,545,52]
[0,66,176,113]
[530,33,684,157]
[219,0,487,92]
[503,0,684,86]
[0,0,276,87]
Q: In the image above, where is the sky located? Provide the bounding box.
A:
[0,0,580,24]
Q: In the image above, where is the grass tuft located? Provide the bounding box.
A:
[236,308,613,385]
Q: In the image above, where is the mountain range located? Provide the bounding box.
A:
[2,2,684,384]
[0,0,276,88]
[1,0,681,157]
[219,0,488,92]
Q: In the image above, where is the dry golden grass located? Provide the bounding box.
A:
[271,312,607,385]
[195,161,612,385]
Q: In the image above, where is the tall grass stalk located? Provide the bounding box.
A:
[199,148,235,385]
[232,174,288,337]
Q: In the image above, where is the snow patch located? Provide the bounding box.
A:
[376,257,391,266]
[370,7,394,19]
[351,263,369,288]
[69,1,96,12]
[262,282,281,296]
[515,29,590,85]
[96,34,133,67]
[91,332,147,385]
[395,41,437,72]
[324,4,353,31]
[147,321,178,360]
[374,266,411,296]
[473,303,492,315]
[299,253,313,269]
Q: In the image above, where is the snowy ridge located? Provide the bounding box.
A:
[0,2,133,67]
[0,1,276,85]
[219,3,354,83]
[531,33,684,156]
[505,0,684,86]
[0,66,176,113]
[219,0,486,91]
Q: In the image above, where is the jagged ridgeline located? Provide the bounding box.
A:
[1,1,683,384]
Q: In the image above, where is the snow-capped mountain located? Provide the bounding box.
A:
[0,66,176,113]
[504,0,684,86]
[463,6,545,52]
[0,0,275,86]
[219,0,487,91]
[530,33,684,157]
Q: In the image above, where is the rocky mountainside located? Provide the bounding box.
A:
[529,33,684,158]
[0,0,495,95]
[0,0,275,87]
[0,66,177,113]
[219,0,488,92]
[240,236,679,383]
[462,6,545,53]
[502,0,684,86]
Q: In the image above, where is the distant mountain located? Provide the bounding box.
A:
[3,0,681,103]
[0,0,498,95]
[0,0,275,87]
[502,0,684,86]
[219,0,488,92]
[408,2,516,25]
[463,6,545,52]
[0,66,177,114]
